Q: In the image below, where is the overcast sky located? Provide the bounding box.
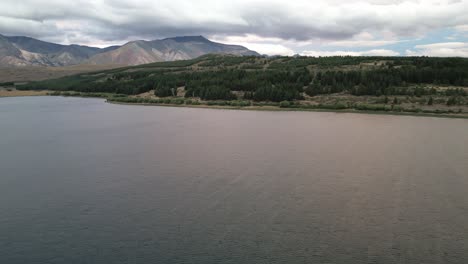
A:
[1,0,468,56]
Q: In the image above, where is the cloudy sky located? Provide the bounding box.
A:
[1,0,468,56]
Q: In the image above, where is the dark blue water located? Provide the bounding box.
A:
[1,96,468,264]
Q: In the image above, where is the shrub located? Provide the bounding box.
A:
[331,102,348,110]
[446,97,458,106]
[316,103,348,110]
[171,99,184,105]
[355,103,389,111]
[239,101,250,107]
[405,108,422,113]
[392,105,403,112]
[279,101,291,108]
[427,96,433,105]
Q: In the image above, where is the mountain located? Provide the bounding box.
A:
[0,34,26,66]
[0,34,259,67]
[86,36,259,65]
[0,34,120,67]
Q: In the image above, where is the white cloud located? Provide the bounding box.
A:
[211,34,297,55]
[406,42,468,57]
[455,25,468,32]
[301,49,400,57]
[236,43,295,56]
[362,49,401,56]
[328,40,401,47]
[326,31,402,47]
[415,42,467,49]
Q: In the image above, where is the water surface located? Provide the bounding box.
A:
[1,96,468,264]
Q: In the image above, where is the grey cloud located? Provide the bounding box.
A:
[1,0,468,46]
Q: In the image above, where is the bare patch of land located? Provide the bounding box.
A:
[0,88,51,97]
[0,64,123,83]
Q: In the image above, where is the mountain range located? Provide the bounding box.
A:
[0,35,258,67]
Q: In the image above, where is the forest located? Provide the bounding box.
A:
[18,55,468,102]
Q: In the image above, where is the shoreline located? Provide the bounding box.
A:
[1,91,467,119]
[107,100,468,119]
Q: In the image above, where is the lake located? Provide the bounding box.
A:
[1,96,468,264]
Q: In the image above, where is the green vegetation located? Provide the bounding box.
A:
[17,54,468,116]
[0,81,14,87]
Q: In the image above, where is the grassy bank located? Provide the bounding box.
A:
[3,90,466,119]
[108,100,468,119]
[103,93,468,119]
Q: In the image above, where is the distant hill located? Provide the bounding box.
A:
[0,34,119,67]
[86,36,258,66]
[0,34,258,67]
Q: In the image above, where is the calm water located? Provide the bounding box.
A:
[1,96,468,264]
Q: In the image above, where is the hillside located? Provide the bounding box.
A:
[0,64,124,83]
[16,55,468,116]
[0,34,258,67]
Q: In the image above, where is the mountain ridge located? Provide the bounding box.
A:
[85,35,258,66]
[0,34,259,67]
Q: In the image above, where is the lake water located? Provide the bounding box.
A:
[1,96,468,264]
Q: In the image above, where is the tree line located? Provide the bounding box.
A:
[18,56,468,102]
